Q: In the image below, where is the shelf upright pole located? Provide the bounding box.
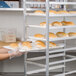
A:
[23,0,28,41]
[63,0,67,75]
[23,0,27,76]
[45,0,49,76]
[24,54,27,76]
[23,0,25,38]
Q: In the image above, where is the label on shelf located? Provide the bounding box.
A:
[0,1,10,8]
[5,1,19,8]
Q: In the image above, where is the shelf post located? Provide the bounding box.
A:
[46,0,49,76]
[23,0,27,76]
[24,53,27,76]
[22,0,27,41]
[62,0,67,75]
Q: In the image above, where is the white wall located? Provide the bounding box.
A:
[0,11,24,40]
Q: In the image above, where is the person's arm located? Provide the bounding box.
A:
[0,53,12,61]
[0,48,10,54]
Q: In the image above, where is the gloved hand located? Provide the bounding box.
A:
[9,50,24,59]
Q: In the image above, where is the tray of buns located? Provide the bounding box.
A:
[3,41,65,52]
[28,21,76,29]
[28,25,76,29]
[26,1,76,5]
[29,32,76,41]
[27,10,76,17]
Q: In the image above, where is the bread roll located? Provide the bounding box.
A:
[22,41,32,49]
[49,42,56,47]
[65,22,74,26]
[52,21,62,26]
[68,32,76,37]
[40,22,46,26]
[61,21,74,26]
[56,32,68,37]
[40,22,52,26]
[69,11,76,14]
[35,40,46,48]
[49,32,57,38]
[49,10,57,14]
[10,43,18,48]
[34,34,44,38]
[58,10,68,14]
[49,23,52,26]
[34,10,45,14]
[61,21,67,25]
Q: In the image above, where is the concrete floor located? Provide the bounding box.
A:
[1,74,76,76]
[0,73,76,76]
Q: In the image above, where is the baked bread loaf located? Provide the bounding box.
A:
[49,23,52,26]
[40,22,46,26]
[52,21,62,26]
[34,10,45,14]
[49,42,56,47]
[69,11,76,14]
[40,22,52,26]
[49,10,57,14]
[68,32,76,37]
[61,21,74,26]
[56,32,68,37]
[22,41,32,49]
[35,40,46,48]
[58,10,68,14]
[34,34,44,38]
[61,21,67,25]
[49,32,57,38]
[10,43,18,49]
[65,22,74,26]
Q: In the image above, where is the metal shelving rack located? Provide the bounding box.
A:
[23,0,76,76]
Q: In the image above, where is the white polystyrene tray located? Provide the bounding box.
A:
[27,13,76,17]
[3,46,16,51]
[29,36,76,41]
[3,43,64,52]
[28,25,76,29]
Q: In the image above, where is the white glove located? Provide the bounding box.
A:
[9,50,24,59]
